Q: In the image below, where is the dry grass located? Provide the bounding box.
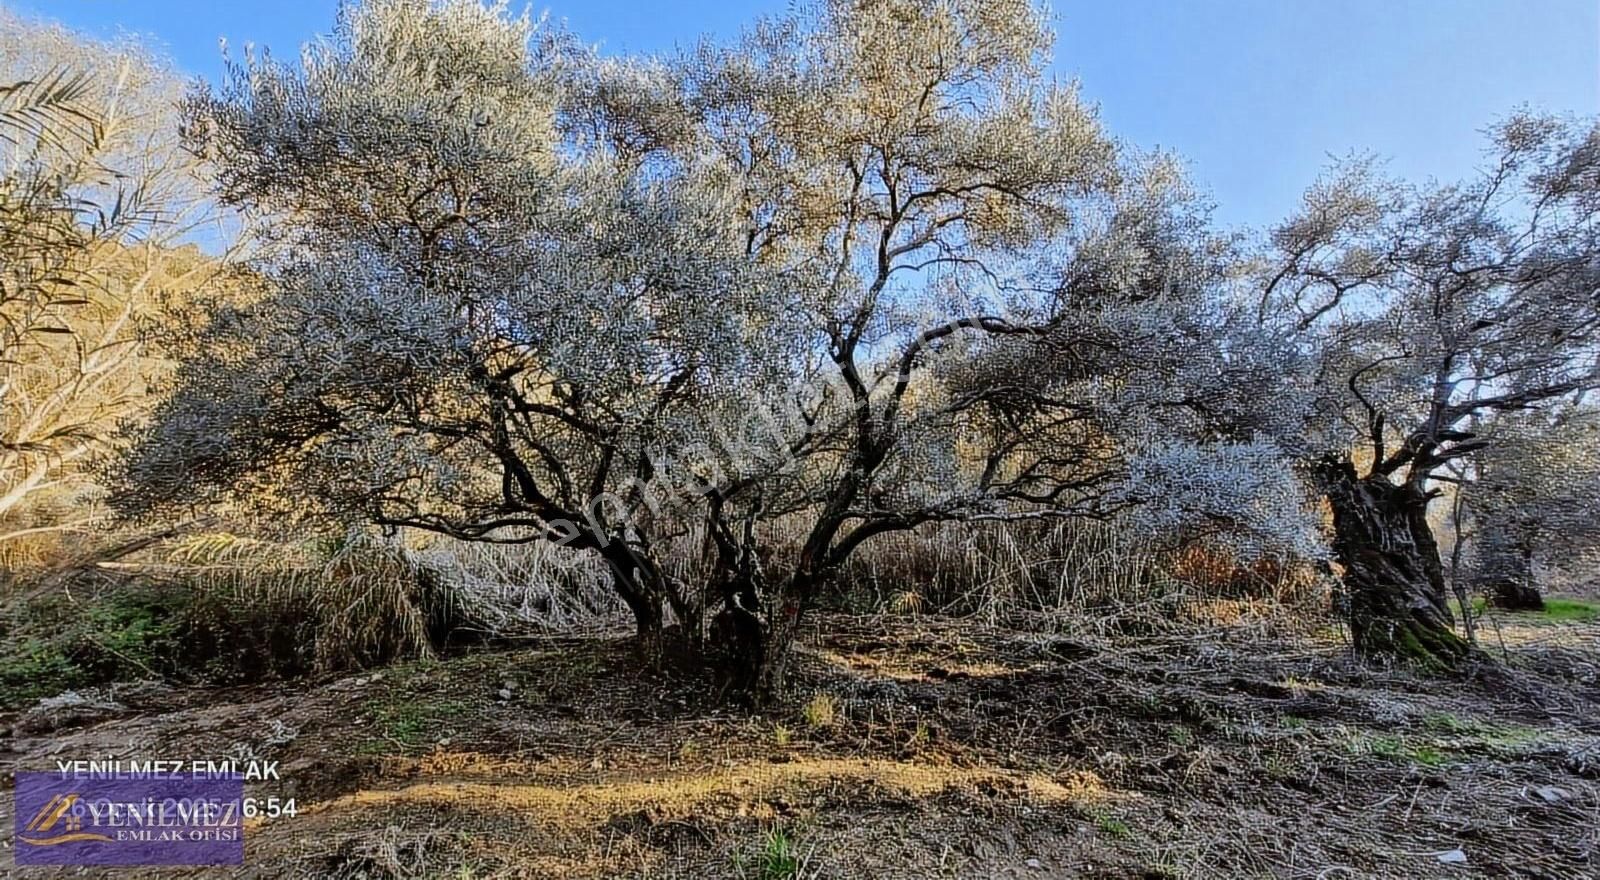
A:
[3,527,633,679]
[832,519,1330,626]
[7,610,1596,879]
[5,505,1327,670]
[309,755,1102,829]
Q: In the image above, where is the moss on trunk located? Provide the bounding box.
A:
[1318,458,1471,668]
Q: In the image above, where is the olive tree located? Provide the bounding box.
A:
[1262,113,1600,663]
[114,0,806,648]
[557,0,1320,694]
[1464,408,1600,610]
[116,0,1317,699]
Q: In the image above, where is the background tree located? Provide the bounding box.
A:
[0,11,224,556]
[1263,112,1600,663]
[1464,407,1600,610]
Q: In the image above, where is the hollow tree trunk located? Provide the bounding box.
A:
[1317,459,1469,666]
[708,574,809,705]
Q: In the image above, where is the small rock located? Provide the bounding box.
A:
[1434,848,1468,864]
[1534,785,1572,804]
[502,679,516,691]
[496,688,513,701]
[1025,858,1044,870]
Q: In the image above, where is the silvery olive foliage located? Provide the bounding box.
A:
[628,0,1323,575]
[116,0,1324,678]
[120,0,801,543]
[1266,112,1600,487]
[1464,407,1600,587]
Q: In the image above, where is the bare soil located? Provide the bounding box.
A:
[3,607,1599,879]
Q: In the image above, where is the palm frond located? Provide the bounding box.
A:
[0,67,102,152]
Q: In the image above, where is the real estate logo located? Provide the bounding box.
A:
[13,770,244,866]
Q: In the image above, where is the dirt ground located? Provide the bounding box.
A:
[3,605,1598,879]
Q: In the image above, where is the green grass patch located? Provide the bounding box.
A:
[734,827,805,880]
[1421,711,1478,735]
[0,637,87,708]
[0,589,188,709]
[1076,805,1133,840]
[359,671,472,753]
[1455,596,1598,622]
[1438,719,1549,755]
[1346,715,1555,767]
[1347,731,1450,768]
[1542,598,1600,622]
[1094,812,1133,839]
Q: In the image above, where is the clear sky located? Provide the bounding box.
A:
[6,0,1595,228]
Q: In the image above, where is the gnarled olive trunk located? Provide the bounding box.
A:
[599,543,672,660]
[1317,458,1469,666]
[708,574,810,706]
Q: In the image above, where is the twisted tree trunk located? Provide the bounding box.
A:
[599,543,669,659]
[707,573,808,706]
[1318,458,1469,666]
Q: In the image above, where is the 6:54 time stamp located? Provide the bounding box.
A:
[243,797,298,819]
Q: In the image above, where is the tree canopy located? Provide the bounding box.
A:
[1259,111,1600,659]
[107,0,1600,695]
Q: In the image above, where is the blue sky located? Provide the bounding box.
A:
[7,0,1595,228]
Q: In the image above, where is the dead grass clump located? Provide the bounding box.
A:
[150,528,628,674]
[159,530,438,671]
[825,519,1331,633]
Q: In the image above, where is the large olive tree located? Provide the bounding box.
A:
[1261,113,1600,663]
[647,0,1322,695]
[115,0,807,648]
[116,0,1315,699]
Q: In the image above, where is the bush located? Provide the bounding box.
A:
[0,587,185,708]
